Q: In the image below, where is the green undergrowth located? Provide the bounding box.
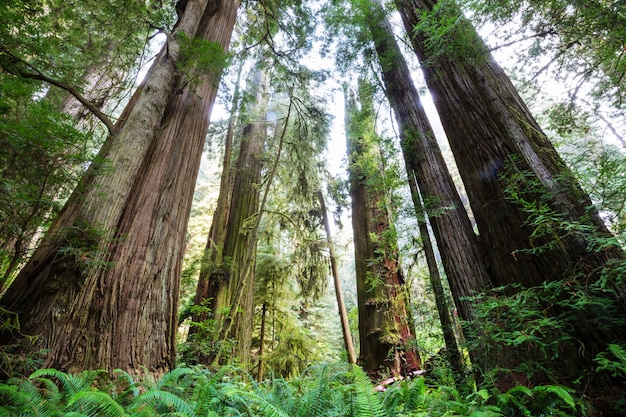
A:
[0,362,587,416]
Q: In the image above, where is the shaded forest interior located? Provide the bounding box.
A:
[1,0,625,415]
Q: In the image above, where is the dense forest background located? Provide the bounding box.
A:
[1,0,625,415]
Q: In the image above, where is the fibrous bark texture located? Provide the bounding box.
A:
[206,64,269,366]
[0,0,241,375]
[394,0,626,405]
[364,0,491,325]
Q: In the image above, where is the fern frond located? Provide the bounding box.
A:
[30,368,104,397]
[68,389,127,417]
[29,375,61,402]
[533,385,576,409]
[295,364,334,417]
[467,409,504,417]
[404,378,427,411]
[351,366,388,417]
[157,367,194,390]
[113,369,136,388]
[503,385,533,398]
[0,384,48,416]
[234,389,290,417]
[111,369,141,403]
[133,389,195,416]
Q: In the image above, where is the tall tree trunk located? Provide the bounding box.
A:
[211,67,295,367]
[208,64,270,365]
[406,170,465,385]
[190,60,243,349]
[346,83,421,377]
[394,0,626,404]
[318,190,357,365]
[214,121,264,365]
[363,0,492,325]
[0,0,240,375]
[257,301,268,380]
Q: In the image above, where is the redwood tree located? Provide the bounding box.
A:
[0,0,156,290]
[205,63,270,366]
[394,0,626,405]
[0,0,241,375]
[360,0,491,327]
[346,82,421,377]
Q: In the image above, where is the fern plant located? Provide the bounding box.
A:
[0,362,590,416]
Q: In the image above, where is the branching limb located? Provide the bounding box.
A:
[0,49,117,135]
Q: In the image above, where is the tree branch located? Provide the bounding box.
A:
[1,50,117,135]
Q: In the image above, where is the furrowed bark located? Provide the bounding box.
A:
[0,0,241,375]
[394,0,626,405]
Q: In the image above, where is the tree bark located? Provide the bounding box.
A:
[208,64,270,366]
[190,60,243,347]
[363,0,492,325]
[215,120,264,365]
[257,301,268,380]
[318,190,357,365]
[406,170,465,385]
[346,83,421,377]
[394,0,626,403]
[0,0,241,375]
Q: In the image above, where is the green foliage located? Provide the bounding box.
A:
[320,0,382,74]
[413,0,488,65]
[56,222,118,273]
[0,303,47,379]
[595,344,626,379]
[557,137,626,237]
[502,158,624,259]
[178,300,237,365]
[176,33,231,89]
[0,0,169,88]
[0,363,593,416]
[0,77,93,286]
[465,0,626,109]
[467,274,626,388]
[0,0,174,287]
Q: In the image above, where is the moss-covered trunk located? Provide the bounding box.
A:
[189,62,243,356]
[346,83,421,377]
[206,64,269,366]
[363,0,491,325]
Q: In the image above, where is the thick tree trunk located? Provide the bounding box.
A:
[318,190,357,365]
[364,0,492,325]
[0,0,240,375]
[346,84,421,377]
[394,0,626,405]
